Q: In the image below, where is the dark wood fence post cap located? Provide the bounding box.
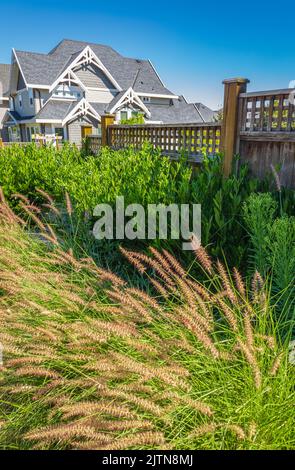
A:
[222,78,250,85]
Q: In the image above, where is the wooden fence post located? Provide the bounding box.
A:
[221,78,249,176]
[101,114,115,147]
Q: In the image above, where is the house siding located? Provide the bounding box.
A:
[74,64,115,90]
[34,89,50,114]
[85,89,116,103]
[67,115,99,145]
[14,89,35,117]
[0,102,9,141]
[0,102,8,126]
[148,97,171,105]
[17,70,26,91]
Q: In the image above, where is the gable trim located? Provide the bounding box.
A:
[62,98,101,126]
[109,87,151,117]
[51,46,122,94]
[139,92,179,99]
[7,111,18,124]
[27,84,51,90]
[49,69,87,93]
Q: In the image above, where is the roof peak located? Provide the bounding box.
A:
[49,38,119,55]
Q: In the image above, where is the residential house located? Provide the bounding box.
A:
[0,64,10,141]
[0,39,212,144]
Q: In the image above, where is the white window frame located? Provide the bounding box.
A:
[52,84,82,100]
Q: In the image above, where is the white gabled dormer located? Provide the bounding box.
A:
[109,87,151,119]
[62,98,101,126]
[50,46,121,94]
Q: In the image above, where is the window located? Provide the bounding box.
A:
[120,111,128,121]
[131,111,139,118]
[142,96,151,103]
[18,95,22,108]
[55,128,64,139]
[53,84,81,100]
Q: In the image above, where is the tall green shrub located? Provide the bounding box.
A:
[243,193,277,275]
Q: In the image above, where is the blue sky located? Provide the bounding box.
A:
[0,0,294,109]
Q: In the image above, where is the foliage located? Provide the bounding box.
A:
[120,114,145,125]
[190,154,259,267]
[243,193,277,275]
[0,201,294,450]
[243,193,295,326]
[0,144,294,273]
[80,136,95,157]
[0,143,191,212]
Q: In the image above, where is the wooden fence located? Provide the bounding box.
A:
[91,79,295,188]
[237,89,295,187]
[108,122,222,162]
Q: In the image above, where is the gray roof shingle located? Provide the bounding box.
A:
[89,102,109,116]
[147,96,204,124]
[8,110,34,121]
[34,99,106,121]
[35,99,76,120]
[194,103,218,122]
[105,90,126,113]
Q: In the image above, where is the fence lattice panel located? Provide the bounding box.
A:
[240,90,295,132]
[108,123,222,158]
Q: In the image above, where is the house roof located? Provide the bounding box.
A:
[14,39,174,95]
[148,96,204,124]
[105,90,126,113]
[34,99,107,122]
[0,64,11,96]
[194,103,218,122]
[35,99,76,120]
[8,110,34,121]
[29,96,204,124]
[90,102,110,116]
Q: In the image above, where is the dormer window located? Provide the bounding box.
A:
[53,84,81,100]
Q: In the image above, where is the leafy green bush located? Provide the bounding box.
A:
[243,193,277,275]
[120,114,145,125]
[243,193,295,328]
[0,143,191,212]
[190,155,260,267]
